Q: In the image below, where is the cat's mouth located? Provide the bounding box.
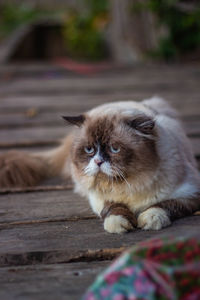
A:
[84,161,114,177]
[84,163,126,182]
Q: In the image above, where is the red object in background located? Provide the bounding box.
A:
[55,58,113,75]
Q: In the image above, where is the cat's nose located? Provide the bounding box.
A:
[94,158,104,167]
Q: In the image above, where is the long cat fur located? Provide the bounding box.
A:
[0,97,200,233]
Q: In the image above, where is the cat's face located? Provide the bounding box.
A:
[63,112,158,188]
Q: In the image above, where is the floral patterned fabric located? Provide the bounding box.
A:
[83,237,200,300]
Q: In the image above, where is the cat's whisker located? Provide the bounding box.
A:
[111,167,122,181]
[111,176,114,191]
[113,167,132,192]
[111,166,123,179]
[123,177,132,192]
[119,171,131,191]
[84,166,90,175]
[110,170,120,191]
[111,169,124,188]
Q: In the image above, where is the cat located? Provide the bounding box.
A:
[0,96,200,233]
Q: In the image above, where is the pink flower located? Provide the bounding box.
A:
[128,295,137,300]
[85,292,96,300]
[101,288,110,297]
[134,278,153,294]
[113,294,126,300]
[122,267,135,276]
[105,271,121,284]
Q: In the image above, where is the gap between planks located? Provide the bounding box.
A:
[0,215,97,230]
[0,248,125,268]
[0,184,73,195]
[0,260,110,300]
[1,216,200,267]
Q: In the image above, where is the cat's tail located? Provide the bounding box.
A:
[0,134,73,188]
[142,96,178,118]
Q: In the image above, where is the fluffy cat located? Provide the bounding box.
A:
[0,97,200,233]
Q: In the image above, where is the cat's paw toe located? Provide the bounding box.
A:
[104,215,133,234]
[137,207,171,230]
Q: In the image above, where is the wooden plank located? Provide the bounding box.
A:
[0,261,109,300]
[0,66,199,92]
[1,76,200,98]
[0,190,93,224]
[0,110,199,138]
[0,126,69,146]
[0,93,200,118]
[190,138,200,157]
[0,62,198,77]
[182,120,200,137]
[0,184,72,194]
[0,145,53,153]
[0,216,200,266]
[0,63,67,75]
[1,69,199,87]
[0,63,199,77]
[0,126,200,157]
[0,111,82,129]
[0,95,104,111]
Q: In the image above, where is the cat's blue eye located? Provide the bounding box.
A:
[110,145,120,154]
[84,146,95,154]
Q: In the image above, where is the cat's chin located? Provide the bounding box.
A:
[89,171,126,185]
[84,171,115,191]
[85,167,112,178]
[93,170,112,180]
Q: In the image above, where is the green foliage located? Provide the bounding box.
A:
[0,3,49,40]
[0,1,109,61]
[132,0,200,60]
[62,0,109,61]
[84,0,109,15]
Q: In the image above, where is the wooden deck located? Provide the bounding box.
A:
[0,62,200,300]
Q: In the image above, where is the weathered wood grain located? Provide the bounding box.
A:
[0,93,200,111]
[0,111,81,129]
[0,184,73,194]
[0,66,200,97]
[0,62,198,77]
[0,216,200,266]
[0,103,199,131]
[0,111,199,138]
[0,126,68,146]
[190,138,200,157]
[0,261,109,300]
[182,120,200,137]
[0,190,93,225]
[0,95,103,111]
[0,127,199,157]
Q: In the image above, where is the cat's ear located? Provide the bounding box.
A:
[62,115,85,127]
[126,115,155,134]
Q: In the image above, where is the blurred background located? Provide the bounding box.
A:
[1,0,200,64]
[0,0,200,158]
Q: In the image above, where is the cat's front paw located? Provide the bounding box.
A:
[137,207,171,230]
[104,215,133,234]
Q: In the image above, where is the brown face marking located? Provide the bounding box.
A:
[72,114,159,180]
[84,117,138,175]
[86,117,115,146]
